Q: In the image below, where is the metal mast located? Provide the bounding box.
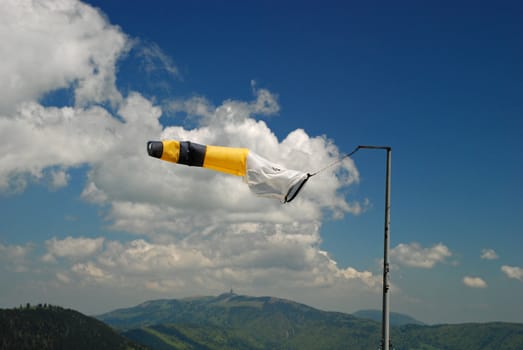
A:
[358,146,391,350]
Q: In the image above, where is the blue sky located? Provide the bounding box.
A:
[0,0,522,325]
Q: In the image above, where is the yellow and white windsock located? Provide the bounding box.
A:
[147,140,310,203]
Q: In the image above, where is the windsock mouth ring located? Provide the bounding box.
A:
[147,141,163,158]
[284,173,311,203]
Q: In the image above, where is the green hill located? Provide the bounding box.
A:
[0,304,147,350]
[99,293,381,349]
[98,293,523,350]
[353,309,425,326]
[395,322,523,350]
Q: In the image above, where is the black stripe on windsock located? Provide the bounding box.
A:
[178,141,207,167]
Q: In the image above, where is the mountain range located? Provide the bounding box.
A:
[97,293,523,350]
[2,294,522,349]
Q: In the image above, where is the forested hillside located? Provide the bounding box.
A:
[0,304,147,350]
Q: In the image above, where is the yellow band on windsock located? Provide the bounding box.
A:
[160,140,181,163]
[203,145,249,176]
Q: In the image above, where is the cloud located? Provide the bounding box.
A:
[97,239,213,272]
[463,276,487,288]
[72,262,111,282]
[391,242,452,268]
[0,0,128,113]
[56,272,72,284]
[250,80,280,115]
[48,168,70,189]
[51,232,379,294]
[0,234,380,306]
[0,0,131,193]
[137,41,180,78]
[43,236,104,262]
[166,96,214,120]
[501,265,523,281]
[338,266,382,291]
[0,242,34,272]
[480,248,498,260]
[0,242,32,259]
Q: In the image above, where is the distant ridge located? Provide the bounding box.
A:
[97,292,337,330]
[353,309,425,326]
[98,293,381,349]
[98,293,523,350]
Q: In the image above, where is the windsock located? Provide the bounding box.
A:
[147,140,310,203]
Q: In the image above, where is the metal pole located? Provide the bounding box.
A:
[358,146,391,350]
[382,147,391,350]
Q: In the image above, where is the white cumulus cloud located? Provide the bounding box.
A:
[48,168,70,189]
[463,276,487,288]
[0,102,124,192]
[480,248,499,260]
[0,0,128,113]
[72,262,111,281]
[0,242,34,272]
[501,265,523,281]
[0,0,131,192]
[391,242,452,268]
[43,236,104,262]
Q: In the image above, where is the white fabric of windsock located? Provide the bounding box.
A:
[245,151,308,202]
